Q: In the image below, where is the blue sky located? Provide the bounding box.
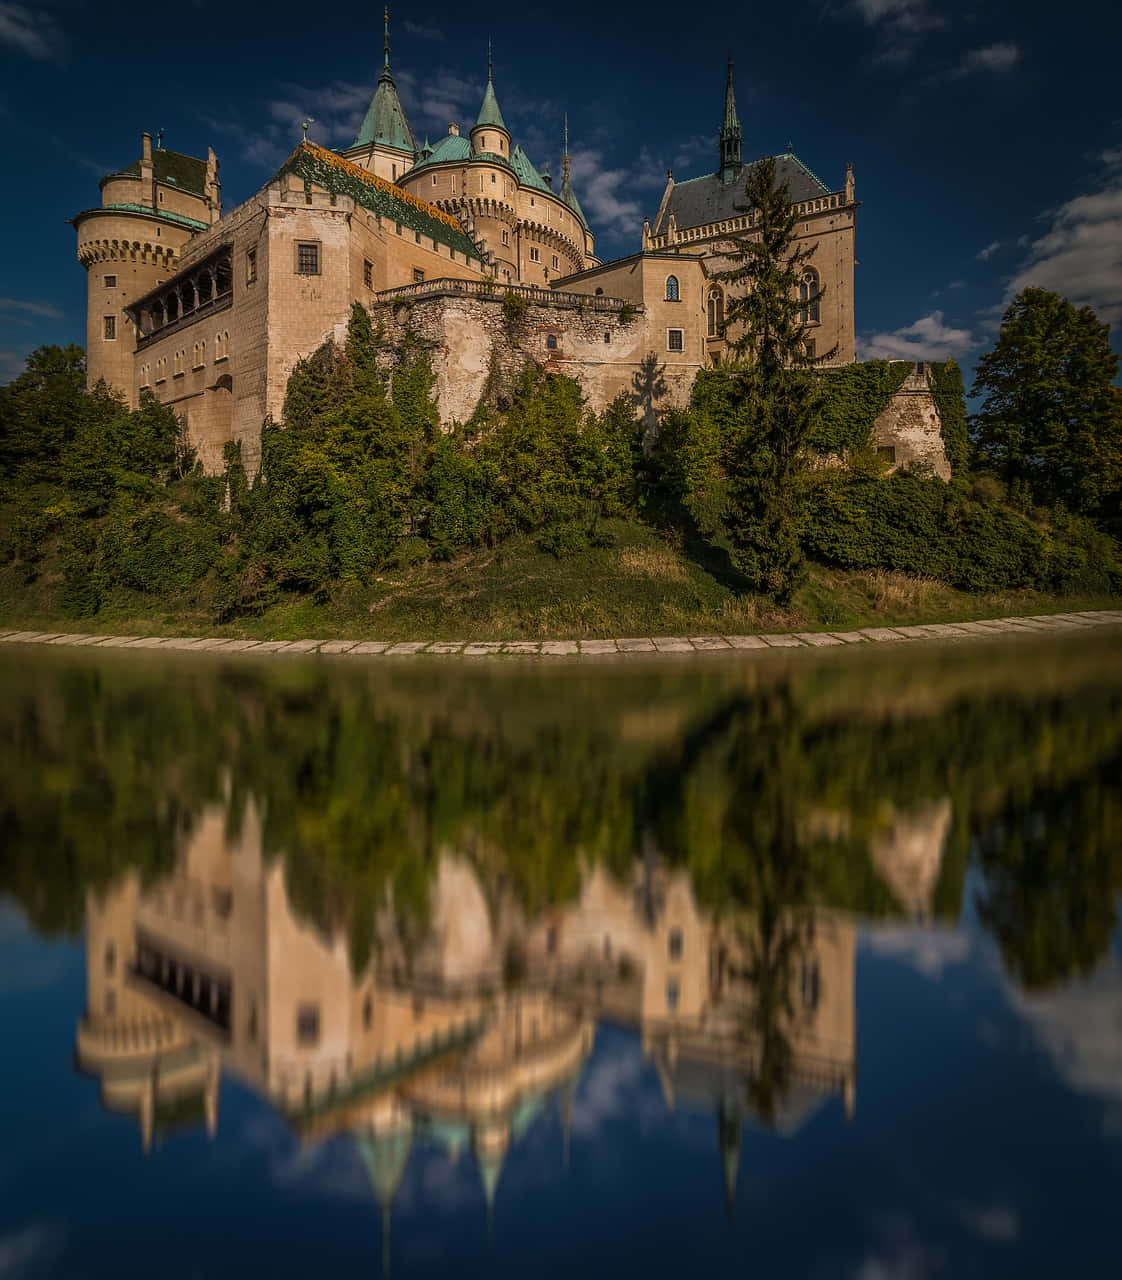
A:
[2,0,1120,387]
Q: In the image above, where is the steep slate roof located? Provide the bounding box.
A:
[275,142,481,260]
[653,153,832,235]
[102,149,207,196]
[510,144,551,195]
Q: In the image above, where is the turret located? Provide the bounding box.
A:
[71,130,215,400]
[343,8,418,182]
[470,41,511,160]
[719,55,742,183]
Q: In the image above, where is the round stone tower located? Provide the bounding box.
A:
[72,131,219,401]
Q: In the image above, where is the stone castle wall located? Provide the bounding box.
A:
[872,364,952,480]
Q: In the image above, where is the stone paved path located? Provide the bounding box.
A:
[1,611,1119,660]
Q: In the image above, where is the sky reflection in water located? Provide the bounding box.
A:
[0,634,1120,1278]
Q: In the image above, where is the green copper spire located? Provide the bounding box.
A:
[559,113,587,228]
[352,8,418,154]
[719,54,742,183]
[474,39,508,133]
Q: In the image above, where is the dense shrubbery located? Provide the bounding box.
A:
[810,359,911,456]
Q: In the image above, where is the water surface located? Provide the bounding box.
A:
[1,634,1120,1277]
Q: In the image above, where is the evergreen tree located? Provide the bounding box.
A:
[971,288,1122,516]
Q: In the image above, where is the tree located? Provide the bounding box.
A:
[971,288,1122,516]
[710,157,833,597]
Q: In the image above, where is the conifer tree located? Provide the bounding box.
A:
[710,156,834,599]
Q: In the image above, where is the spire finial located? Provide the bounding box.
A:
[562,112,570,182]
[383,6,390,70]
[487,37,493,82]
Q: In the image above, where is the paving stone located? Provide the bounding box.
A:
[616,638,656,652]
[1071,611,1117,624]
[248,640,295,652]
[580,639,619,654]
[216,639,263,651]
[502,641,541,654]
[859,627,910,642]
[1020,615,1080,629]
[46,633,97,645]
[652,637,694,652]
[279,639,322,652]
[723,634,769,649]
[96,635,154,647]
[120,636,172,648]
[759,633,805,647]
[0,631,35,642]
[428,641,467,653]
[348,641,391,655]
[540,641,579,655]
[796,631,843,646]
[910,624,970,637]
[70,634,113,645]
[829,631,867,643]
[316,640,357,654]
[463,642,504,656]
[385,641,428,655]
[25,633,67,643]
[689,635,731,650]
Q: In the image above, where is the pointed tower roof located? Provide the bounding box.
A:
[475,40,509,133]
[559,115,587,228]
[722,54,741,136]
[719,54,742,181]
[353,8,418,153]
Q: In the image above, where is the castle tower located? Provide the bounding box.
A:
[470,41,511,160]
[719,55,742,183]
[344,8,418,182]
[71,131,218,401]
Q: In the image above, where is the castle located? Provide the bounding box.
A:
[72,17,947,477]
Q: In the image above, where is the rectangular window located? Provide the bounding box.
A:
[667,328,683,352]
[502,229,509,246]
[529,247,540,263]
[805,339,815,358]
[103,315,116,340]
[552,254,559,270]
[432,174,438,185]
[295,242,320,275]
[363,259,373,288]
[104,274,117,288]
[246,249,257,284]
[877,446,897,464]
[296,1004,320,1046]
[413,268,424,283]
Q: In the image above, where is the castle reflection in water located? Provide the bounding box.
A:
[71,794,951,1237]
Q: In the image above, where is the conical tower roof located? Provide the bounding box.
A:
[722,54,741,136]
[353,8,418,154]
[474,41,508,133]
[559,114,587,228]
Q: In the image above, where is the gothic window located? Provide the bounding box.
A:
[665,274,680,301]
[707,287,724,337]
[799,268,820,324]
[668,928,683,961]
[552,254,559,269]
[667,328,683,352]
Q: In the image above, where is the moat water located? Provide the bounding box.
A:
[1,633,1120,1278]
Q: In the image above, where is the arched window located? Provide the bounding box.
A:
[665,274,679,301]
[545,333,558,350]
[707,287,725,338]
[594,287,603,296]
[799,268,820,325]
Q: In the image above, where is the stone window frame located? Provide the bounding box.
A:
[665,274,680,302]
[104,274,117,289]
[103,315,117,341]
[528,246,541,263]
[294,240,321,276]
[545,332,559,352]
[363,259,373,288]
[666,327,684,353]
[246,248,258,285]
[552,253,559,270]
[501,228,509,247]
[799,267,821,325]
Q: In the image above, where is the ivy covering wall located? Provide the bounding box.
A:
[809,360,912,455]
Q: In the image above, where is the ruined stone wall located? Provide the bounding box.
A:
[372,285,702,427]
[872,364,952,480]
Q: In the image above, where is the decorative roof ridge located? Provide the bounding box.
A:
[285,141,467,233]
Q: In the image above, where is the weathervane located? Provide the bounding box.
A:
[301,118,316,142]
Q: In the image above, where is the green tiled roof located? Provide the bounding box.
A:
[409,132,472,172]
[73,202,209,232]
[103,149,207,197]
[276,142,481,261]
[352,12,417,153]
[475,78,507,133]
[510,144,550,195]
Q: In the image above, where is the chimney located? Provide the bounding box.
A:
[449,122,460,137]
[140,131,154,209]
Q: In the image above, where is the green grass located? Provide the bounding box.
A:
[1,517,1117,641]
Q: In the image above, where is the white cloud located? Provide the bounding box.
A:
[0,4,65,60]
[1004,170,1122,327]
[569,1036,642,1137]
[956,1203,1019,1243]
[0,1224,61,1278]
[952,42,1022,78]
[0,297,63,320]
[858,310,976,362]
[845,0,946,66]
[975,240,1003,261]
[860,924,972,979]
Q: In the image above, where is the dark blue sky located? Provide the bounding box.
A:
[2,0,1120,385]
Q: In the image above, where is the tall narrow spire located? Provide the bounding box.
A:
[383,6,390,70]
[474,39,508,134]
[719,54,742,183]
[350,5,418,153]
[559,112,587,228]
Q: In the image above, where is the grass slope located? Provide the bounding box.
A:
[1,518,1117,641]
